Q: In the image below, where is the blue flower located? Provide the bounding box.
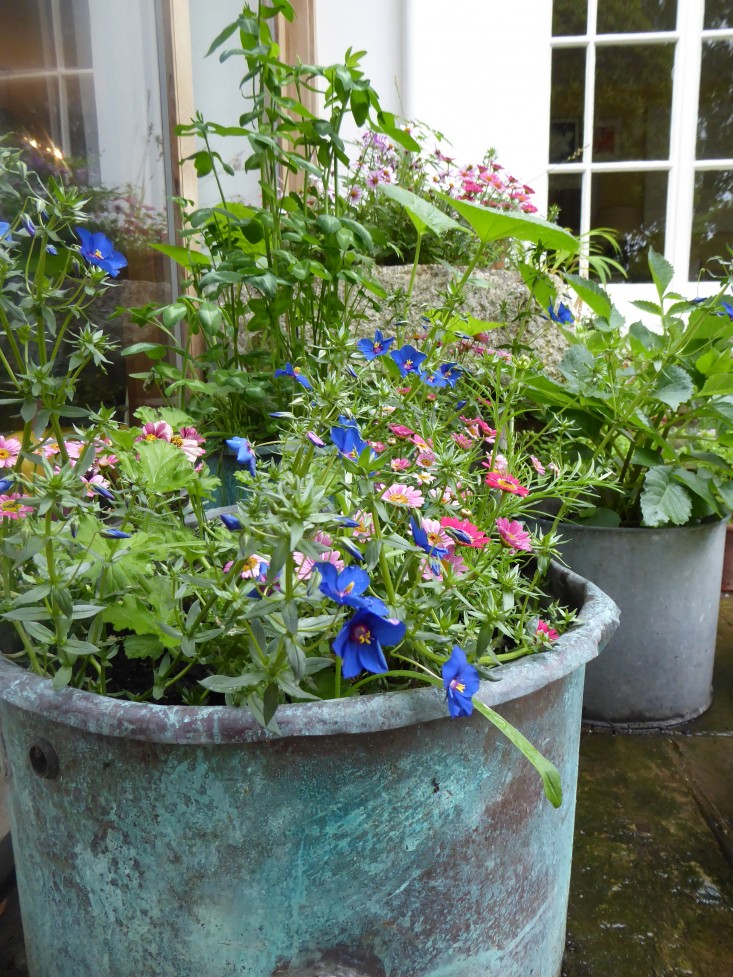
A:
[720,301,733,319]
[91,483,115,502]
[390,344,427,377]
[0,477,13,493]
[314,563,387,616]
[274,362,312,389]
[419,368,449,389]
[439,362,463,387]
[357,329,395,361]
[225,436,256,476]
[548,302,574,325]
[101,529,132,539]
[220,513,242,531]
[337,415,360,429]
[21,214,36,237]
[0,221,14,245]
[75,227,127,277]
[307,431,325,448]
[410,516,449,560]
[333,609,406,679]
[442,645,480,718]
[330,424,369,462]
[344,364,358,379]
[45,244,58,256]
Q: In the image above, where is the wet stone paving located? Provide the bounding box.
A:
[1,601,732,977]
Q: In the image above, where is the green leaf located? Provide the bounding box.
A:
[472,700,563,808]
[563,273,612,319]
[439,192,579,252]
[701,374,733,397]
[628,320,663,354]
[652,365,694,409]
[150,243,210,268]
[133,439,196,494]
[52,666,73,691]
[640,467,692,526]
[276,672,319,700]
[648,247,674,295]
[378,184,465,238]
[199,671,267,693]
[631,299,663,316]
[125,634,165,660]
[673,468,720,511]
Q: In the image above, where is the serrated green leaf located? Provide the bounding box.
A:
[379,184,465,238]
[648,247,674,295]
[640,467,692,526]
[439,192,578,252]
[652,365,694,409]
[563,273,612,318]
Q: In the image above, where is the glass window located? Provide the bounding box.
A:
[591,171,668,282]
[704,0,733,30]
[690,169,733,280]
[548,173,582,235]
[594,45,674,161]
[697,40,733,160]
[549,48,586,163]
[0,1,174,427]
[552,0,587,36]
[597,0,677,34]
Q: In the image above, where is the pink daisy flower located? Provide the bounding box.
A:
[416,450,435,468]
[136,421,173,443]
[41,439,84,461]
[170,431,206,463]
[294,531,345,580]
[368,441,387,454]
[0,494,32,519]
[0,436,21,469]
[180,426,205,445]
[452,433,474,450]
[381,484,424,508]
[412,434,433,450]
[443,548,469,574]
[496,517,533,552]
[388,424,414,439]
[423,518,452,550]
[440,516,490,549]
[530,455,546,475]
[460,416,493,439]
[414,471,435,484]
[429,486,459,506]
[391,458,411,472]
[82,472,111,498]
[484,471,528,497]
[490,453,510,474]
[352,510,374,541]
[548,462,561,476]
[536,620,560,643]
[224,555,268,580]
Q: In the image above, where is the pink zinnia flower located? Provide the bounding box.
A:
[484,471,529,497]
[381,484,424,508]
[388,424,414,439]
[530,455,546,475]
[496,517,533,552]
[352,510,374,541]
[391,458,411,472]
[137,421,173,443]
[0,436,21,469]
[536,620,560,643]
[440,516,489,549]
[0,494,32,519]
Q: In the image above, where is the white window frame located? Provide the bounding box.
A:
[549,0,733,315]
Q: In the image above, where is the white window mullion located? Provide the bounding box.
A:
[666,0,705,290]
[579,0,598,272]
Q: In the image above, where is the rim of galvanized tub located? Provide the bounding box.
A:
[0,563,619,744]
[535,514,728,536]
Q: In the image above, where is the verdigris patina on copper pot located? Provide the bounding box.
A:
[0,565,618,977]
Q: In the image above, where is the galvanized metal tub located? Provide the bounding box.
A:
[539,518,726,727]
[0,565,618,977]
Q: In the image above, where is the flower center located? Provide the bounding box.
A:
[352,624,372,645]
[404,359,413,370]
[342,582,355,595]
[92,249,104,259]
[373,343,382,353]
[170,435,183,447]
[449,679,466,693]
[144,433,159,441]
[243,556,259,572]
[293,367,301,375]
[391,491,408,504]
[0,449,9,460]
[1,500,21,513]
[428,531,442,546]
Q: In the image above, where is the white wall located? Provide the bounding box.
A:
[316,0,552,214]
[188,0,262,208]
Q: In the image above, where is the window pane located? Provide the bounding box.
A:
[0,0,54,71]
[553,0,587,36]
[550,48,586,163]
[597,0,677,33]
[594,45,674,161]
[690,170,733,280]
[0,76,61,152]
[62,0,93,69]
[548,173,582,235]
[704,1,733,29]
[697,41,733,160]
[591,171,667,283]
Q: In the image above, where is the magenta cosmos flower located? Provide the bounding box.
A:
[536,620,560,643]
[381,484,424,508]
[136,421,173,443]
[496,517,532,552]
[0,436,20,469]
[484,471,529,497]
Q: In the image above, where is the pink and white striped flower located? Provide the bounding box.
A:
[381,484,424,508]
[0,436,21,469]
[0,494,32,519]
[496,517,533,552]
